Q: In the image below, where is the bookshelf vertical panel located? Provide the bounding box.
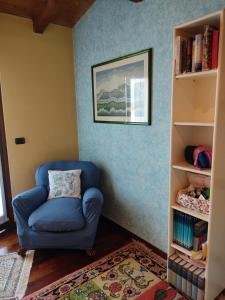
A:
[205,10,225,300]
[168,9,225,300]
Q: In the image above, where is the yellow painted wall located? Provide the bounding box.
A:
[0,13,78,197]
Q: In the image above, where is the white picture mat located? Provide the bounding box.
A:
[92,52,149,123]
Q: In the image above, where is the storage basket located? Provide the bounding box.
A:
[176,188,210,214]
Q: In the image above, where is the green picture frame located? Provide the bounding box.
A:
[91,49,152,125]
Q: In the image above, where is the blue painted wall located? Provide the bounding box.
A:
[73,0,225,252]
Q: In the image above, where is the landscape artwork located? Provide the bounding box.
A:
[92,50,151,124]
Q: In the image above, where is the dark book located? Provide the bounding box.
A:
[181,39,187,73]
[192,268,204,287]
[198,270,206,290]
[192,268,204,300]
[187,265,198,297]
[168,254,179,287]
[168,253,178,271]
[194,220,208,237]
[186,38,193,72]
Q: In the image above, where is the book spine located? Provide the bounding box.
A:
[173,211,177,243]
[193,269,203,287]
[181,39,187,73]
[184,214,187,248]
[168,255,178,286]
[186,267,193,297]
[186,38,193,72]
[192,283,198,300]
[198,272,205,290]
[194,221,208,237]
[176,273,182,291]
[197,270,205,300]
[212,31,219,69]
[195,34,203,72]
[202,25,213,71]
[181,263,191,295]
[187,266,197,297]
[175,36,182,75]
[174,257,182,290]
[192,40,196,72]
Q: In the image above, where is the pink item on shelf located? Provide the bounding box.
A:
[193,145,212,169]
[175,251,206,269]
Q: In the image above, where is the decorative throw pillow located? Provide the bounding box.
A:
[48,170,82,199]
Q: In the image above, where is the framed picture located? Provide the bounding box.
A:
[91,49,152,125]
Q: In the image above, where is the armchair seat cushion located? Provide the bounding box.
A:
[28,198,85,232]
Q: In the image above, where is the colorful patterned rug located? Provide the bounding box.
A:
[0,250,34,300]
[23,241,185,300]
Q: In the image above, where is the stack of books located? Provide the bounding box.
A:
[173,212,208,251]
[175,24,219,75]
[168,253,205,300]
[173,211,197,250]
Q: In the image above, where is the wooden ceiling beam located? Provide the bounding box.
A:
[32,0,60,33]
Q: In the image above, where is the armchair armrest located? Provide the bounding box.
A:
[13,186,48,223]
[82,187,104,224]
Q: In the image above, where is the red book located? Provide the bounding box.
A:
[212,30,219,69]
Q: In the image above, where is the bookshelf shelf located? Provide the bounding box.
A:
[172,162,211,176]
[175,69,217,79]
[171,243,194,256]
[174,121,214,127]
[168,9,225,299]
[171,204,209,222]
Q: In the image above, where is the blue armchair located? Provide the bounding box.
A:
[13,160,104,255]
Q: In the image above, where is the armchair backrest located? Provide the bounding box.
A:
[35,160,100,193]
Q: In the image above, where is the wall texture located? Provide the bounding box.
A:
[74,0,225,252]
[0,13,78,197]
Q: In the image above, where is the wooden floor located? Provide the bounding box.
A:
[1,217,224,299]
[0,217,132,296]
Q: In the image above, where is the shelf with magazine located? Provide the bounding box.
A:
[168,9,225,300]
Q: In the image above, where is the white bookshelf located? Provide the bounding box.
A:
[168,9,225,300]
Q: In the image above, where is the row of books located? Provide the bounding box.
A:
[175,24,219,75]
[168,253,205,300]
[173,211,208,250]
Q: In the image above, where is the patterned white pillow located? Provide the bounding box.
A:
[48,169,82,199]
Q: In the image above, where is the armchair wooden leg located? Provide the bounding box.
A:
[86,249,96,257]
[17,248,27,257]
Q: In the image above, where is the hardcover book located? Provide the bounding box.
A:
[202,25,213,71]
[195,34,203,72]
[212,30,219,69]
